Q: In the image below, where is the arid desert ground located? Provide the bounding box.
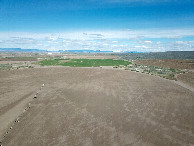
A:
[0,66,194,146]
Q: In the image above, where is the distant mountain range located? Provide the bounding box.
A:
[6,48,194,54]
[0,48,114,53]
[0,48,149,53]
[0,48,47,52]
[117,51,194,60]
[62,50,113,53]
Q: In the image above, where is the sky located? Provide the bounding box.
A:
[0,0,194,52]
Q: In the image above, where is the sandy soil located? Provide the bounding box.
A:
[0,67,194,146]
[134,59,194,70]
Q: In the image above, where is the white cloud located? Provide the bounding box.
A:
[156,41,161,44]
[1,28,194,39]
[175,41,186,44]
[135,45,149,48]
[144,40,152,43]
[0,28,194,52]
[112,41,118,43]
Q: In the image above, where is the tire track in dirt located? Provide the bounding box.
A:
[173,80,194,93]
[0,91,34,116]
[174,72,194,93]
[0,84,46,144]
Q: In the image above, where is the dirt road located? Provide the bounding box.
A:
[0,67,194,146]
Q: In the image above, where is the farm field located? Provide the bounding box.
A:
[39,59,131,67]
[0,67,194,146]
[0,53,119,70]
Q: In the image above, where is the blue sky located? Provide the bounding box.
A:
[0,0,194,52]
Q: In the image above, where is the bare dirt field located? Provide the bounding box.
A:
[0,67,194,146]
[0,57,37,62]
[177,72,194,88]
[0,61,36,64]
[134,59,194,70]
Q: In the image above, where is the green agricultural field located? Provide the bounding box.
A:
[39,59,131,67]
